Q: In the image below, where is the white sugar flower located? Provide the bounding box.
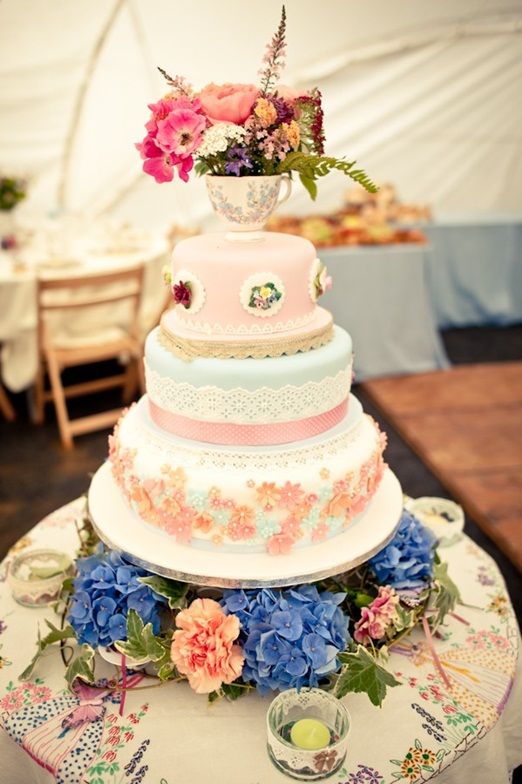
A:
[197,123,246,157]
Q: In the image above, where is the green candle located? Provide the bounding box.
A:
[290,718,330,750]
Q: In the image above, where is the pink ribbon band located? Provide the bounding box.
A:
[149,398,348,446]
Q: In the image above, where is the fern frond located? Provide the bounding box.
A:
[277,153,378,194]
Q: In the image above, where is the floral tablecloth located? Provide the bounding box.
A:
[0,498,521,784]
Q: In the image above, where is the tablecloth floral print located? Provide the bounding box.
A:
[0,498,518,784]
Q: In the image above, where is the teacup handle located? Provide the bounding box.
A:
[277,173,292,205]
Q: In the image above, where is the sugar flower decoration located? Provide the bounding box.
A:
[67,547,166,649]
[370,510,436,589]
[170,598,244,694]
[171,268,205,314]
[221,584,349,694]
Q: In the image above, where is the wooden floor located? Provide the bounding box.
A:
[362,362,522,571]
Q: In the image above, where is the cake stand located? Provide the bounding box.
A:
[88,462,403,588]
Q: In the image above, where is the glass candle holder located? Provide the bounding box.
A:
[266,688,350,781]
[8,549,73,607]
[406,496,465,547]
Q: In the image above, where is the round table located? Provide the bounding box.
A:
[0,239,169,392]
[0,498,521,784]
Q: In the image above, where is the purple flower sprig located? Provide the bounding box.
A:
[259,6,287,96]
[225,146,254,176]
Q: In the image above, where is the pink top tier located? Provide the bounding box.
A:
[170,232,320,337]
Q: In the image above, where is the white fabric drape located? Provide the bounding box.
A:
[0,0,521,230]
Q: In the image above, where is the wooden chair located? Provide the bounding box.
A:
[0,381,15,422]
[34,265,145,449]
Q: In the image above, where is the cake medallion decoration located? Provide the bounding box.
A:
[309,257,333,301]
[240,273,285,317]
[171,269,205,314]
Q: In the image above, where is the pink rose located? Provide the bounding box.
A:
[199,83,259,124]
[171,598,244,694]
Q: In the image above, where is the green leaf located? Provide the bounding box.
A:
[277,152,378,193]
[299,173,317,200]
[156,661,175,681]
[138,575,188,609]
[393,604,415,634]
[19,621,77,681]
[65,644,95,690]
[335,645,400,707]
[114,609,170,665]
[429,561,461,629]
[221,682,253,701]
[208,690,221,704]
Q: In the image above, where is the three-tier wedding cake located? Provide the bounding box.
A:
[88,7,403,586]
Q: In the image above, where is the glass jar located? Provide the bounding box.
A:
[266,688,351,780]
[8,549,73,607]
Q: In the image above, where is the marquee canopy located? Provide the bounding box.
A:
[1,0,521,230]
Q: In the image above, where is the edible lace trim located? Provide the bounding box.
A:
[145,363,352,424]
[158,318,334,361]
[172,308,315,335]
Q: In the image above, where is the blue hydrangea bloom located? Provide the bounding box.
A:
[221,585,350,694]
[369,509,436,589]
[68,546,166,649]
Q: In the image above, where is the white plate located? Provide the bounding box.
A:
[88,462,403,588]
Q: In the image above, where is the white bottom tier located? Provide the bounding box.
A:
[88,462,403,588]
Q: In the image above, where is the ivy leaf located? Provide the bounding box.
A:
[429,561,461,630]
[138,575,188,609]
[156,661,175,681]
[221,682,253,701]
[336,645,400,707]
[65,644,95,690]
[114,609,170,664]
[393,604,415,634]
[19,621,77,681]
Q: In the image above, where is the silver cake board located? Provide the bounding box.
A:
[88,461,403,589]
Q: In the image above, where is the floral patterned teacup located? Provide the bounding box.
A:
[206,174,291,238]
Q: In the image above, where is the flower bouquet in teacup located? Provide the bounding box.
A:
[136,6,377,237]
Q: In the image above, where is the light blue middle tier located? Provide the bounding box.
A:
[144,325,353,426]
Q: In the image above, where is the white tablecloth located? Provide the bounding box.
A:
[0,243,169,392]
[423,215,522,328]
[0,498,520,784]
[320,244,450,381]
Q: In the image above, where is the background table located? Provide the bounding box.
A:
[0,241,169,392]
[424,215,522,328]
[320,244,449,380]
[1,498,520,784]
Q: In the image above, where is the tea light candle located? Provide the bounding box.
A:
[290,718,330,750]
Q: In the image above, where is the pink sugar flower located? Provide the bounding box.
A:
[226,517,256,542]
[311,522,329,542]
[156,107,206,158]
[267,533,294,556]
[353,586,399,644]
[163,506,195,543]
[278,481,304,510]
[170,598,244,694]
